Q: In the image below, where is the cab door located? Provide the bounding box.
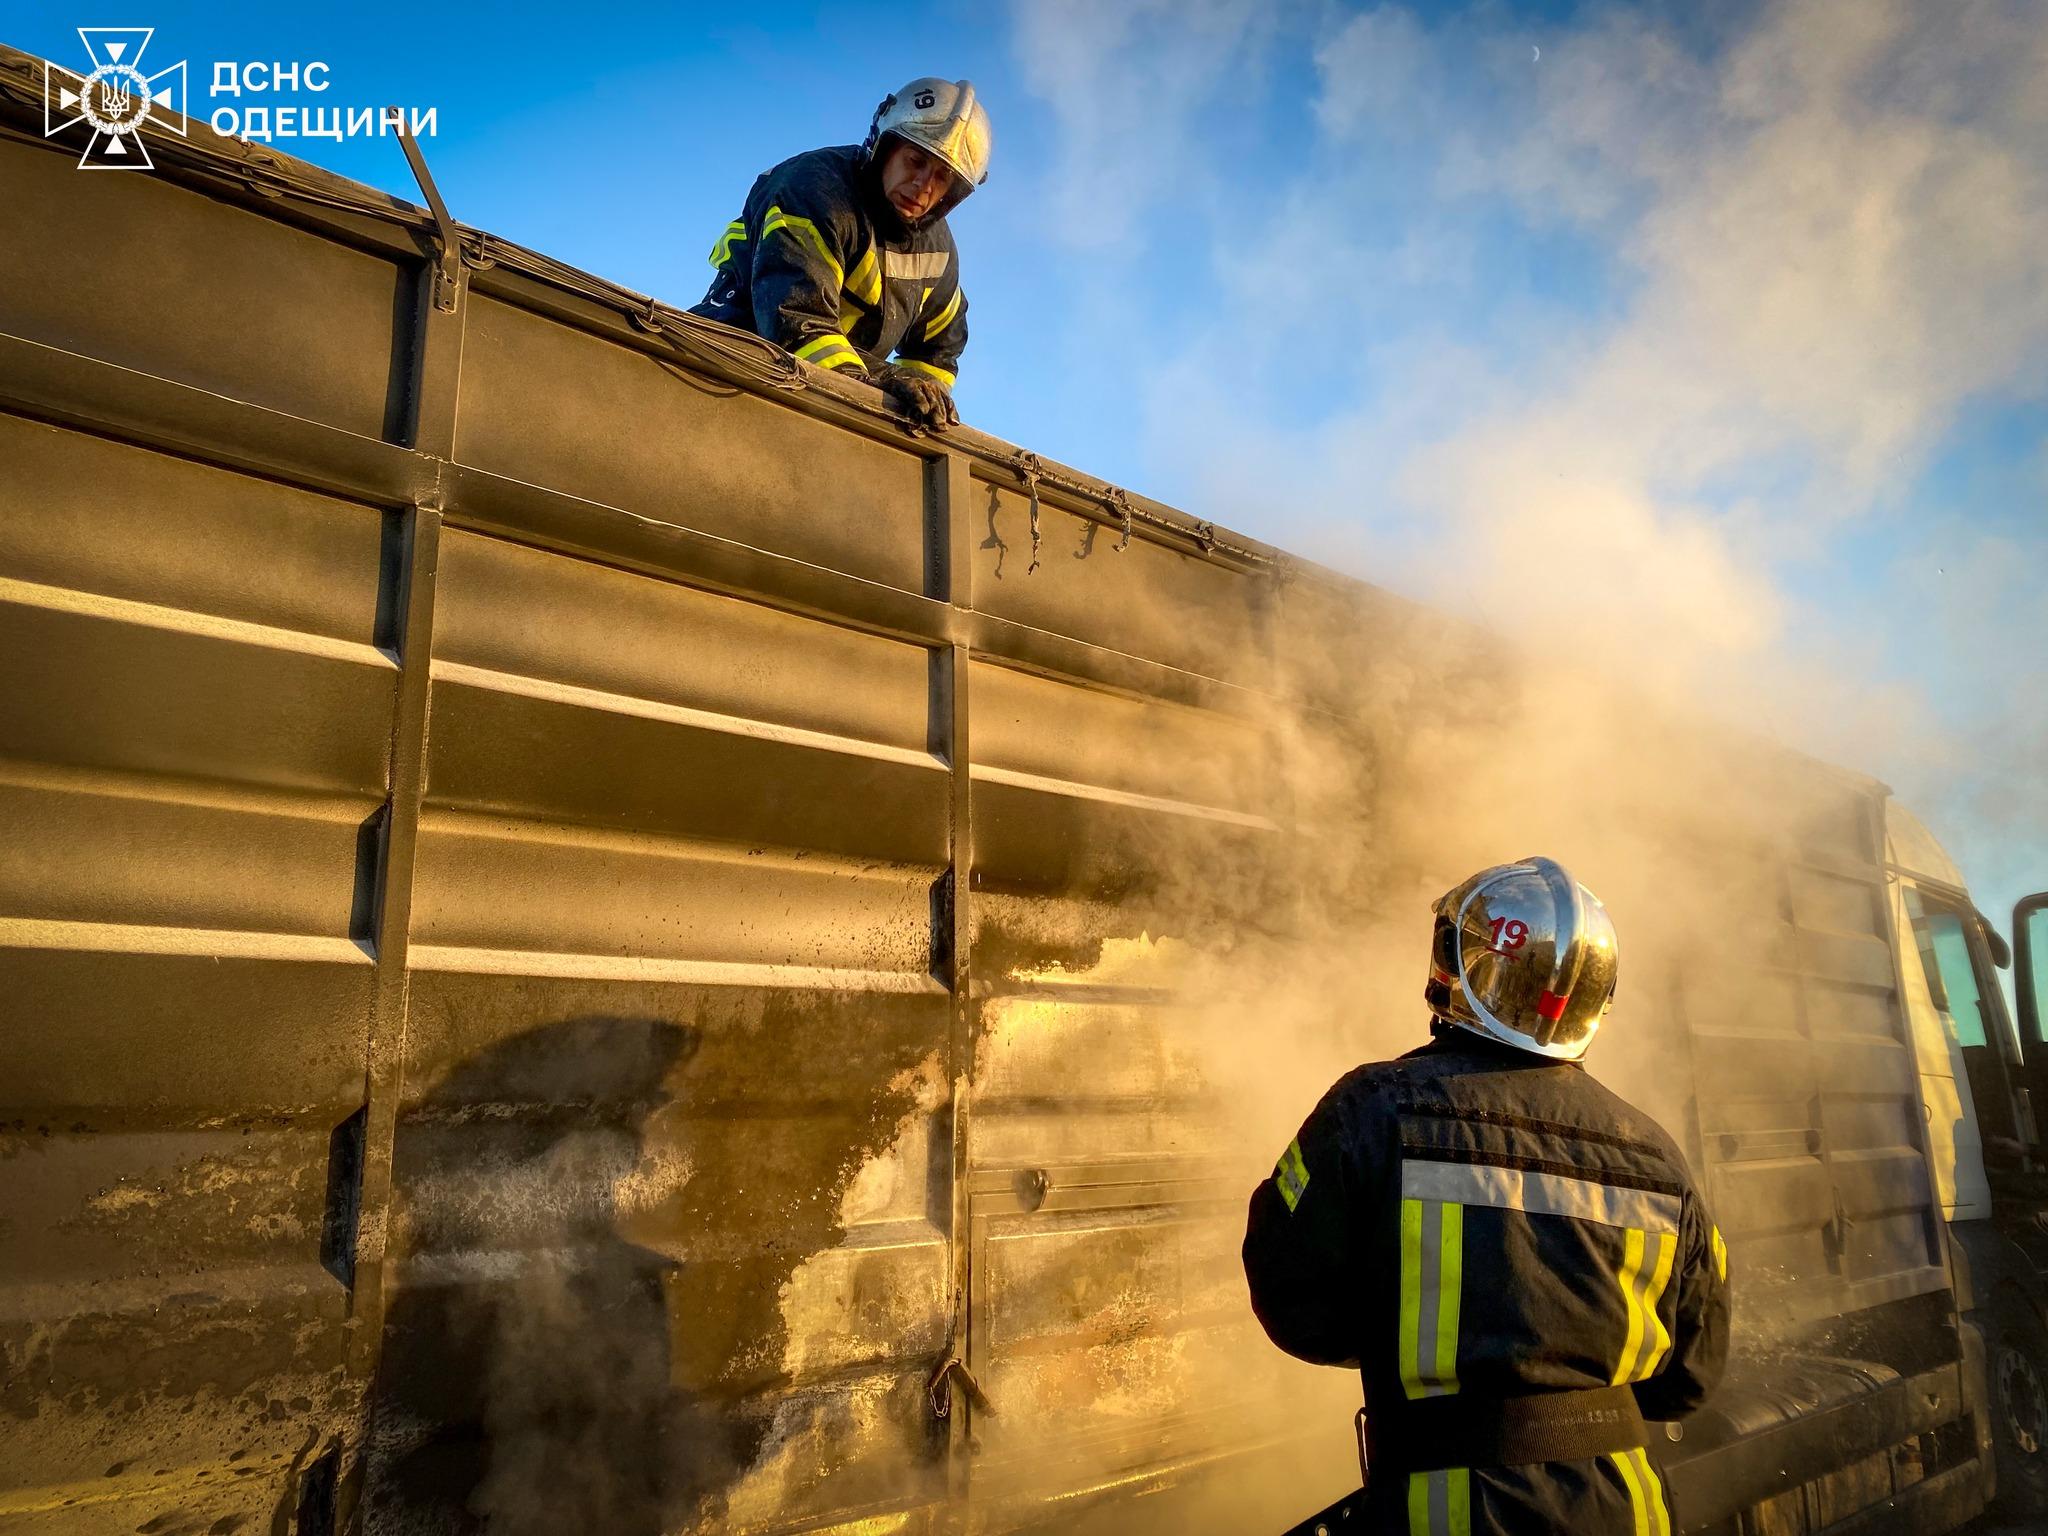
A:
[1901,884,2035,1174]
[2011,892,2048,1157]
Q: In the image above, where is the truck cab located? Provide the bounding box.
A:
[1888,801,2048,1515]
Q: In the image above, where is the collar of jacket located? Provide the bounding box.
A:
[1413,1024,1585,1069]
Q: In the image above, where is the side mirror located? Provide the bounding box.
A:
[1978,910,2012,969]
[2016,894,2048,1050]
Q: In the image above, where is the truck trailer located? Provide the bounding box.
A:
[2,42,2046,1536]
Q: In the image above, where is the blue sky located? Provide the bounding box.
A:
[13,1,2045,959]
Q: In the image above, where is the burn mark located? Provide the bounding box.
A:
[319,1108,367,1288]
[280,1434,338,1536]
[982,481,1008,580]
[367,997,944,1531]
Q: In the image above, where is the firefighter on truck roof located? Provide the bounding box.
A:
[690,77,988,432]
[1244,857,1731,1536]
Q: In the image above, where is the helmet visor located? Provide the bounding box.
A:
[1454,870,1616,1052]
[890,122,982,194]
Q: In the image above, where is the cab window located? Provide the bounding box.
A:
[1926,912,1988,1047]
[1904,887,2016,1143]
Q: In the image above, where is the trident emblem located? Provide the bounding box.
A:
[43,27,188,170]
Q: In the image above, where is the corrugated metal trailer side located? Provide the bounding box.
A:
[0,43,1984,1536]
[0,48,1319,1531]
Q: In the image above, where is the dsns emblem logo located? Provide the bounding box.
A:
[43,27,188,169]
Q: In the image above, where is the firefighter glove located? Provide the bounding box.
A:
[873,363,959,431]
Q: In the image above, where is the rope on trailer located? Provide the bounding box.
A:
[1016,451,1045,574]
[1107,487,1134,554]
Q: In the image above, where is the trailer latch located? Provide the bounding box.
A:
[928,1356,995,1420]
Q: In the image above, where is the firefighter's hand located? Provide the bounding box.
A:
[873,364,959,432]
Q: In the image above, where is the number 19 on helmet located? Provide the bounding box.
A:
[1425,856,1619,1061]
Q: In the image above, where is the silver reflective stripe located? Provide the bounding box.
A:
[1402,1158,1679,1234]
[1399,1196,1463,1398]
[883,249,952,280]
[1417,1200,1445,1387]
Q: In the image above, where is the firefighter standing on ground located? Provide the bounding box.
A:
[691,78,988,431]
[1244,857,1730,1535]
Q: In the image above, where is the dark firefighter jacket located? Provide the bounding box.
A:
[1244,1031,1730,1536]
[690,145,968,389]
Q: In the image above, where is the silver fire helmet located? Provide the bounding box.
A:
[862,78,992,218]
[1424,856,1618,1061]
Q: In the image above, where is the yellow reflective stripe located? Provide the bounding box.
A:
[838,297,866,330]
[923,285,964,341]
[1609,1449,1650,1536]
[1447,1466,1470,1536]
[1633,1448,1670,1536]
[1399,1195,1462,1399]
[793,332,855,362]
[1405,1469,1470,1536]
[846,243,881,306]
[1612,1229,1676,1383]
[893,358,955,389]
[793,334,863,372]
[761,204,844,287]
[1400,1198,1425,1397]
[1407,1471,1430,1536]
[1274,1139,1310,1212]
[708,219,748,268]
[1435,1202,1464,1393]
[1611,1227,1647,1386]
[1710,1224,1727,1283]
[1633,1232,1678,1379]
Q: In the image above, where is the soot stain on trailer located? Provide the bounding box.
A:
[369,999,945,1533]
[372,1014,697,1534]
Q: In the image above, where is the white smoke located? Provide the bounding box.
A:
[1012,0,2048,928]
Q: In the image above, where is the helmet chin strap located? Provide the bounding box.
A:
[860,95,897,165]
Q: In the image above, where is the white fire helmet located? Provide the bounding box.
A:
[862,78,992,219]
[1425,857,1619,1061]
